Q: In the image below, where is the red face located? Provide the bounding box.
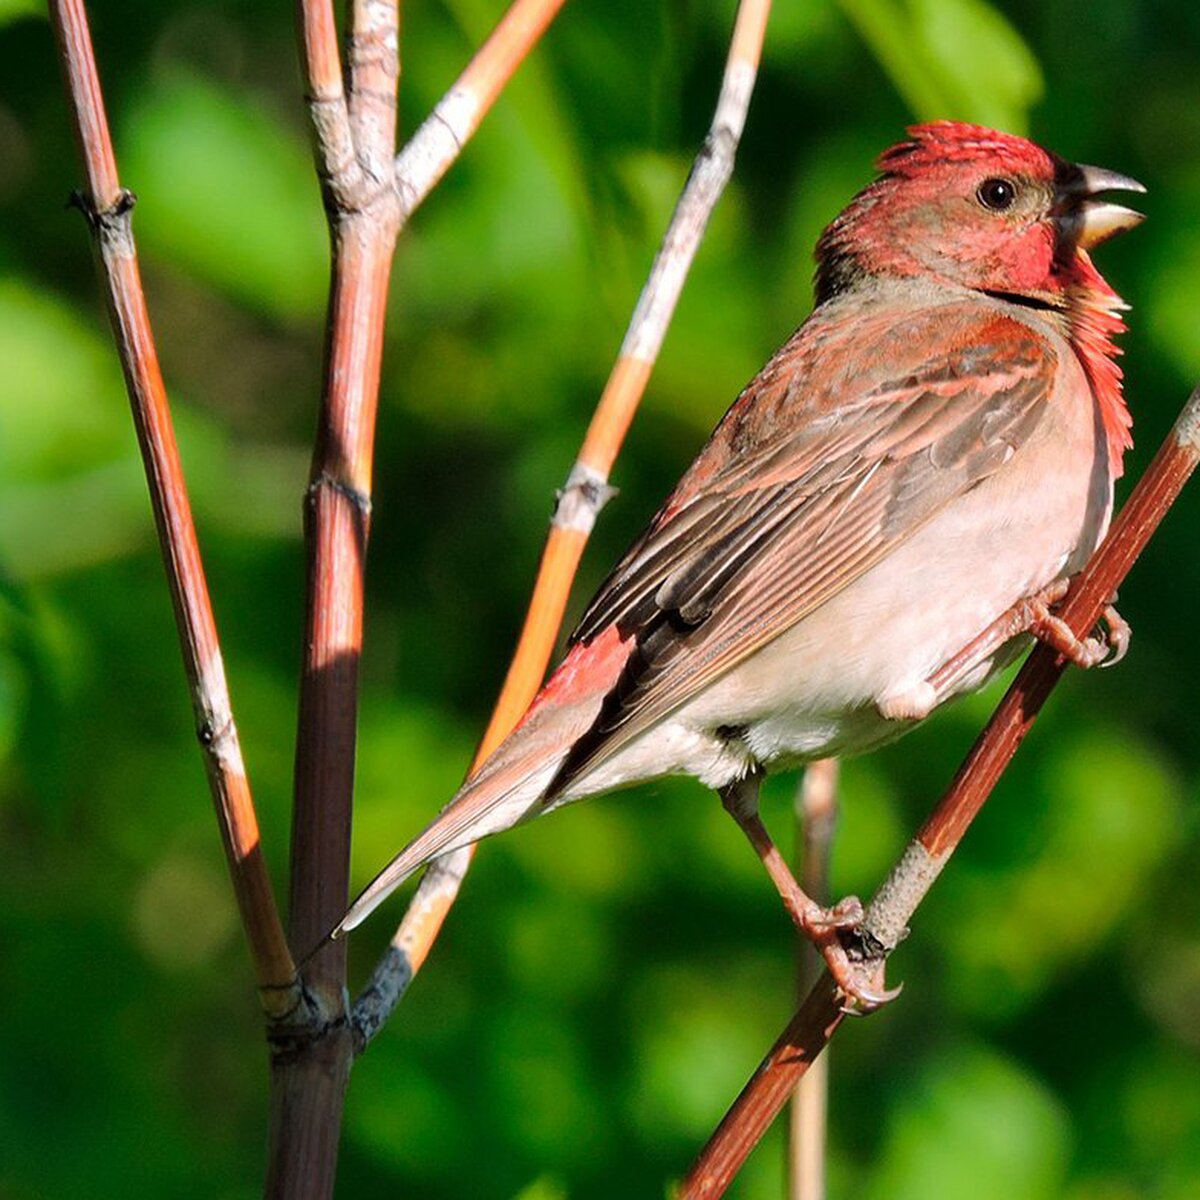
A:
[816,122,1143,304]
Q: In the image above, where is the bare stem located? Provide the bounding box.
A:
[789,759,838,1200]
[681,382,1200,1197]
[392,0,569,222]
[295,0,366,207]
[265,4,406,1196]
[279,0,575,1180]
[347,0,400,181]
[48,0,297,1017]
[352,0,776,1051]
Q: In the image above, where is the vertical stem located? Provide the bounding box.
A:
[290,218,396,1005]
[269,216,398,1199]
[789,759,837,1200]
[348,0,400,178]
[271,4,402,1194]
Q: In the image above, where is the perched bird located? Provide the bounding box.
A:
[339,122,1144,1005]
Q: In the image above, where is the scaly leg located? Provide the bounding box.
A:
[927,581,1130,702]
[719,771,898,1012]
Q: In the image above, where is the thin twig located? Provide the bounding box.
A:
[392,0,569,223]
[789,759,838,1200]
[681,382,1200,1198]
[352,0,775,1052]
[295,0,366,208]
[47,0,298,1017]
[347,0,400,182]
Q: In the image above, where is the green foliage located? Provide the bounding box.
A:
[841,0,1043,132]
[122,74,329,322]
[1,1,1197,1197]
[865,1044,1070,1200]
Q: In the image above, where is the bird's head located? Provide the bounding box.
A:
[815,121,1145,307]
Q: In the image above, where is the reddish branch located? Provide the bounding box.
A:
[682,382,1200,1198]
[47,0,297,1017]
[351,0,776,1050]
[271,1,403,1195]
[393,0,568,221]
[276,1,571,1193]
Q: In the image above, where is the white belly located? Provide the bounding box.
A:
[573,356,1112,797]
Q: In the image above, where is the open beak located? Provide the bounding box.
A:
[1057,162,1146,249]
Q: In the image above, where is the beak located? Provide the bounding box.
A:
[1057,162,1146,249]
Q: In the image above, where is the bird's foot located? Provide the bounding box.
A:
[718,774,900,1013]
[798,896,902,1014]
[1024,591,1131,668]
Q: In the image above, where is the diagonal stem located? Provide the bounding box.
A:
[681,381,1200,1197]
[48,0,297,1018]
[352,0,776,1052]
[392,0,569,222]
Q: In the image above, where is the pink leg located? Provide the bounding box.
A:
[928,581,1130,700]
[719,772,899,1013]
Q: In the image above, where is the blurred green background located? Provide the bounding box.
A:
[1,1,1198,1197]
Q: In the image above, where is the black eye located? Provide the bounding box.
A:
[976,177,1017,211]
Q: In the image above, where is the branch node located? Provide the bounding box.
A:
[197,711,235,755]
[553,462,618,532]
[266,981,346,1065]
[67,187,137,254]
[307,472,373,519]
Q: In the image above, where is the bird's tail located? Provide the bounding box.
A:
[334,625,634,937]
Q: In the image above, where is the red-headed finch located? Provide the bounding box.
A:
[340,122,1144,1006]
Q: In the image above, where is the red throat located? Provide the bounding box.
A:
[1066,252,1133,479]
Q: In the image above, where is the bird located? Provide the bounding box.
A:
[338,122,1144,1007]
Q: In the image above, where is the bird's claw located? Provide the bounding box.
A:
[1026,593,1131,670]
[822,936,901,1014]
[1099,603,1131,667]
[801,895,901,1014]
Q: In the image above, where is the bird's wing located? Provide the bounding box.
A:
[556,300,1061,788]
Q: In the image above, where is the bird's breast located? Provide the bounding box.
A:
[668,339,1113,774]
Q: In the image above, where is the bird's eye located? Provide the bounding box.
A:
[976,177,1017,211]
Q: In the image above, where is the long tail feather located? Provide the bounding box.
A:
[334,747,561,935]
[335,626,635,937]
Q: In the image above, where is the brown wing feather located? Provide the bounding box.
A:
[557,299,1059,790]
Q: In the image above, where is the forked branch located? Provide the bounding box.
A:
[351,0,775,1052]
[682,382,1200,1198]
[274,2,568,1195]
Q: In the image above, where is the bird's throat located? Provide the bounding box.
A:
[1062,261,1133,480]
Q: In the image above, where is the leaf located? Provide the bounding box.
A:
[841,0,1043,132]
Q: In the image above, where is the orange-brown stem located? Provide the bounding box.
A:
[352,0,776,1047]
[49,0,296,1014]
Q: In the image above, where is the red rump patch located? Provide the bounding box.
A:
[519,624,633,725]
